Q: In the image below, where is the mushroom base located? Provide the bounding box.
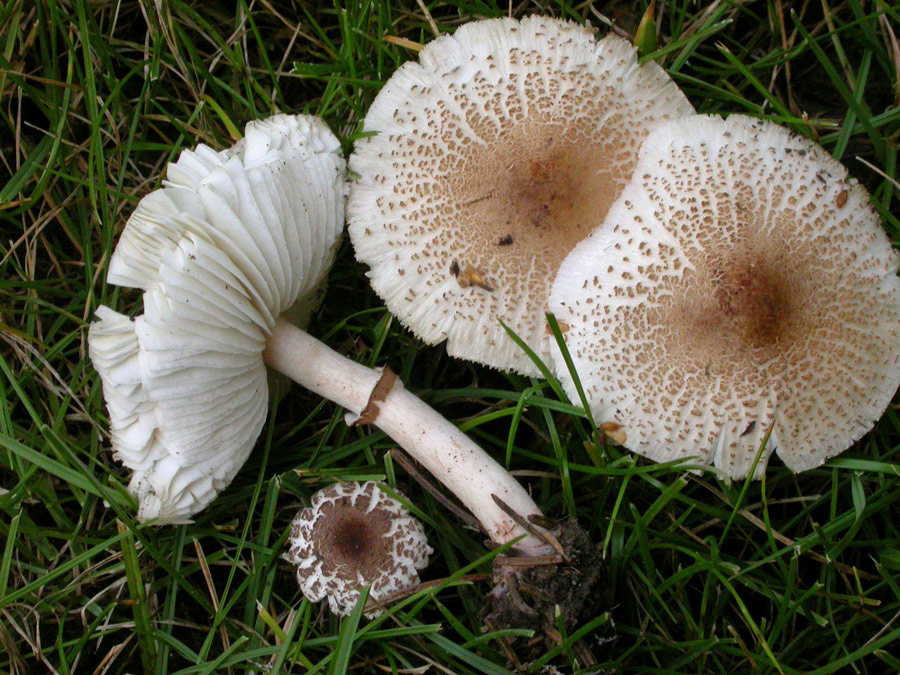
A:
[484,519,612,668]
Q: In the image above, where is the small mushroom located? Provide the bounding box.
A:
[348,15,694,375]
[550,114,900,478]
[285,481,432,617]
[89,114,552,555]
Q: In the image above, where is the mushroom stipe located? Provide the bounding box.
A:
[89,113,555,556]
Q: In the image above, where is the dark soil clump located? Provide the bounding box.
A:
[484,518,613,670]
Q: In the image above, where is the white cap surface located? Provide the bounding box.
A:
[349,16,694,375]
[285,481,432,618]
[89,114,345,522]
[550,114,900,478]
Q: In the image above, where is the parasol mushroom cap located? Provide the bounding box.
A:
[285,481,432,618]
[89,114,345,522]
[550,114,900,478]
[348,15,694,375]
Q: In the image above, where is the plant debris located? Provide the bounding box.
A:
[484,516,612,670]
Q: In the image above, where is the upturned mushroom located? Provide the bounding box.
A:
[285,481,431,617]
[348,15,694,375]
[89,114,552,555]
[549,114,900,478]
[89,113,344,522]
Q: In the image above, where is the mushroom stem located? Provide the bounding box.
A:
[263,316,553,557]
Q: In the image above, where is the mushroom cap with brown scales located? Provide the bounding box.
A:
[549,114,900,479]
[348,15,694,375]
[285,481,432,618]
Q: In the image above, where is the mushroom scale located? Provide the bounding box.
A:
[285,481,432,618]
[550,114,900,479]
[89,114,345,523]
[349,15,694,375]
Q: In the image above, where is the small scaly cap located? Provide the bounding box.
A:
[285,482,432,618]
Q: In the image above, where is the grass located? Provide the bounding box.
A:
[2,0,900,672]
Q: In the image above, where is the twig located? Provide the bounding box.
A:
[389,448,485,533]
[492,494,569,562]
[483,616,526,673]
[365,573,490,613]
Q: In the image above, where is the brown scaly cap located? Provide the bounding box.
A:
[285,481,432,617]
[348,15,694,375]
[551,114,900,479]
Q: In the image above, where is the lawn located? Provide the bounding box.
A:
[2,0,900,673]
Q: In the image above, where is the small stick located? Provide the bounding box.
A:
[505,575,538,617]
[492,494,569,562]
[483,616,526,673]
[494,553,564,568]
[365,573,490,613]
[573,639,598,668]
[527,513,558,530]
[517,581,554,604]
[390,448,485,533]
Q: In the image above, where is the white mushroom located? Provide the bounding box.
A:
[348,15,694,375]
[285,481,431,617]
[90,114,342,521]
[89,114,552,555]
[550,114,900,478]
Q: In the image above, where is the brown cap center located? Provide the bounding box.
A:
[709,259,791,348]
[666,242,802,372]
[315,502,392,575]
[334,517,374,560]
[449,119,626,262]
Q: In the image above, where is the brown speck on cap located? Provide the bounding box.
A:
[348,16,694,375]
[550,114,900,479]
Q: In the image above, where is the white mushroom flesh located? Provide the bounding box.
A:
[550,114,900,478]
[89,114,346,522]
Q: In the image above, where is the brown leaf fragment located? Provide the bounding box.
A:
[545,319,569,334]
[351,366,397,426]
[599,421,626,445]
[456,263,494,292]
[835,189,849,208]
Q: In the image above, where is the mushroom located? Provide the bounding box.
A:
[89,113,343,522]
[89,113,553,555]
[549,114,900,478]
[348,15,694,375]
[285,481,431,617]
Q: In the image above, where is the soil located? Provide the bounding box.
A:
[484,518,613,670]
